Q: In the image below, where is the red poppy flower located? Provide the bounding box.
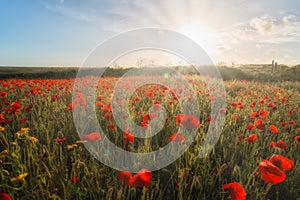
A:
[267,102,275,108]
[118,171,132,185]
[244,134,258,144]
[118,169,152,188]
[147,91,154,98]
[67,102,75,111]
[176,114,200,129]
[287,110,294,116]
[7,100,22,114]
[135,96,141,101]
[249,112,258,119]
[258,109,268,118]
[107,123,115,131]
[142,113,158,123]
[295,136,300,142]
[250,101,256,108]
[11,100,22,109]
[288,121,295,126]
[71,176,79,184]
[237,102,244,109]
[56,137,67,143]
[269,155,294,171]
[169,133,185,143]
[269,125,278,135]
[246,123,256,131]
[0,193,12,200]
[96,101,104,108]
[223,182,246,200]
[258,160,286,184]
[104,113,114,120]
[231,101,238,107]
[130,169,152,188]
[97,95,104,101]
[255,119,265,130]
[0,114,5,124]
[281,97,287,102]
[270,140,288,149]
[269,141,276,148]
[0,91,8,97]
[82,132,101,141]
[123,128,134,144]
[141,121,149,128]
[104,103,112,113]
[233,114,239,121]
[276,140,288,149]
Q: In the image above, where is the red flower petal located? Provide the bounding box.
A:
[270,155,294,171]
[223,182,246,200]
[0,193,12,200]
[244,134,258,144]
[258,160,286,184]
[176,114,200,129]
[269,125,279,135]
[294,136,300,142]
[130,169,152,188]
[82,132,101,141]
[71,176,79,184]
[118,171,132,185]
[56,137,67,143]
[169,133,185,143]
[255,119,265,130]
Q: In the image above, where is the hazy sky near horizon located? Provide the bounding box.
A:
[1,0,300,66]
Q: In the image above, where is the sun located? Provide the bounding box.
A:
[177,24,203,41]
[176,23,218,54]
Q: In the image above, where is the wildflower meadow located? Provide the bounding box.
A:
[0,75,299,199]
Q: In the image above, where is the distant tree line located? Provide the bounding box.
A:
[0,65,299,82]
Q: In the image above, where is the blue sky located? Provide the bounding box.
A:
[1,0,300,66]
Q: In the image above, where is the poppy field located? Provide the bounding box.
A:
[0,75,299,200]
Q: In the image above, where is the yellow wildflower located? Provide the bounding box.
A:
[0,125,5,131]
[16,128,30,137]
[29,136,38,142]
[76,140,87,144]
[11,173,28,182]
[66,144,77,150]
[20,127,29,132]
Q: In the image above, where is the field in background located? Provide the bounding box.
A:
[0,64,300,81]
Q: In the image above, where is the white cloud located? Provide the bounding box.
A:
[250,15,276,34]
[222,14,300,45]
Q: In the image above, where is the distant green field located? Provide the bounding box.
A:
[0,65,299,81]
[0,67,67,74]
[0,67,78,79]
